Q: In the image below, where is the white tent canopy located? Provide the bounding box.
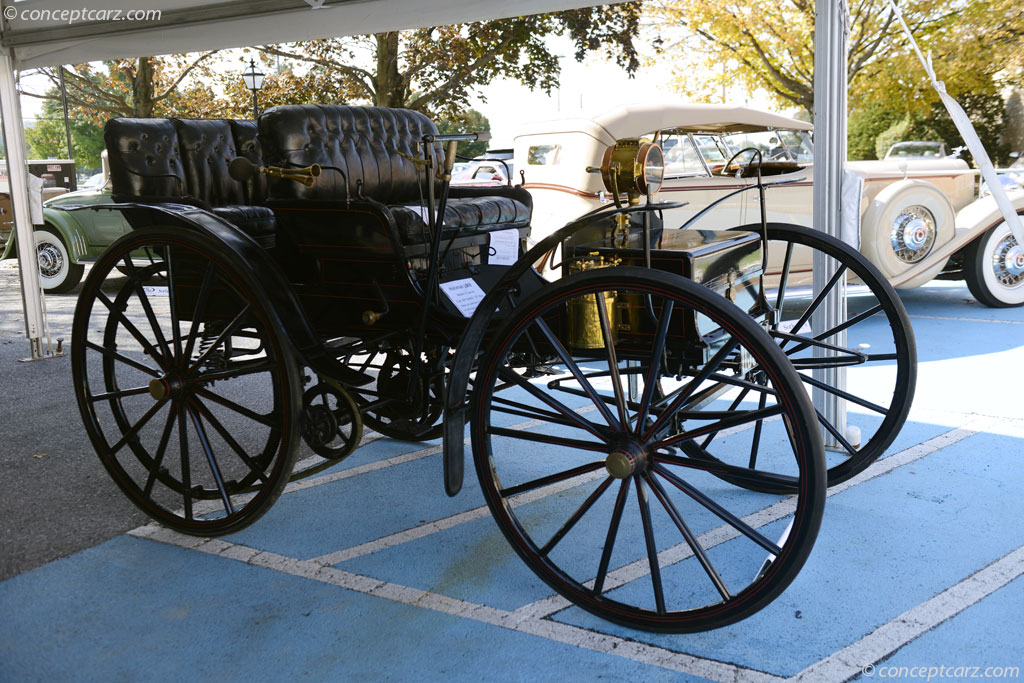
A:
[0,0,851,370]
[2,0,596,67]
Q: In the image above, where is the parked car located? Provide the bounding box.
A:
[514,103,1024,306]
[451,149,514,186]
[884,140,949,159]
[0,178,131,293]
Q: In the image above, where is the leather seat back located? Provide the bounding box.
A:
[172,119,246,206]
[229,119,269,204]
[258,104,439,203]
[104,118,186,199]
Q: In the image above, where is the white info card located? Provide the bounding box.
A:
[439,278,486,318]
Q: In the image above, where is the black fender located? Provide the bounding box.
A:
[108,202,366,386]
[442,200,682,496]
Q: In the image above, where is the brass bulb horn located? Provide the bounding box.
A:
[229,157,322,187]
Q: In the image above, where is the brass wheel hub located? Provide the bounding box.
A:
[605,441,649,479]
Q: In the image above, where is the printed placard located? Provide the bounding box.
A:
[439,278,486,318]
[488,229,520,266]
[143,286,169,297]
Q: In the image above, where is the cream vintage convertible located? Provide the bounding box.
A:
[513,103,1024,306]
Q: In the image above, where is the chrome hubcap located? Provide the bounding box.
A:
[36,243,64,277]
[890,207,936,264]
[992,235,1024,288]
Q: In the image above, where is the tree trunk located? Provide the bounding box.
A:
[132,57,156,117]
[374,32,406,108]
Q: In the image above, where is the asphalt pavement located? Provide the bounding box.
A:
[2,259,1024,682]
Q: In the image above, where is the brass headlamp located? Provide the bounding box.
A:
[599,138,665,198]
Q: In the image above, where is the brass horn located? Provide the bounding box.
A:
[229,157,323,187]
[259,164,322,187]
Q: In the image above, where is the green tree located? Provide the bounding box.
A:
[435,109,491,159]
[646,0,1023,116]
[24,96,105,171]
[848,101,902,160]
[257,5,645,118]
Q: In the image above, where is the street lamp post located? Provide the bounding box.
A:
[241,58,265,121]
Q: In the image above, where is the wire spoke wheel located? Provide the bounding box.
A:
[472,267,825,632]
[745,224,916,488]
[71,228,301,536]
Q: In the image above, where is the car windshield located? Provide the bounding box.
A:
[722,129,813,163]
[886,142,945,158]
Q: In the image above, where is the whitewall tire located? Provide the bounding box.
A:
[964,219,1024,307]
[35,228,85,293]
[860,180,955,281]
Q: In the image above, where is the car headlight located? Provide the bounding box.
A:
[600,138,664,197]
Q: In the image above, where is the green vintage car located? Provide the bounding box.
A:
[0,177,132,293]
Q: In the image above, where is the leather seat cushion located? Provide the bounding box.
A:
[173,119,246,206]
[213,205,277,248]
[391,195,531,244]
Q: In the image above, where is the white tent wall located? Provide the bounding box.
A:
[0,0,851,397]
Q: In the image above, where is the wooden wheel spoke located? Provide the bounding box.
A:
[84,340,161,377]
[186,405,235,515]
[635,300,675,432]
[177,405,194,521]
[487,426,609,454]
[635,476,667,613]
[594,291,630,428]
[96,290,167,367]
[499,460,606,498]
[653,464,782,556]
[533,317,621,430]
[164,245,184,362]
[655,451,799,489]
[593,478,630,596]
[774,240,795,314]
[89,385,153,402]
[644,338,739,442]
[700,387,750,450]
[779,265,847,352]
[109,398,169,454]
[144,408,177,497]
[653,404,785,451]
[183,263,216,362]
[798,372,888,414]
[497,367,608,441]
[645,473,731,601]
[190,398,271,485]
[188,304,253,371]
[540,477,614,556]
[122,255,173,362]
[195,387,276,427]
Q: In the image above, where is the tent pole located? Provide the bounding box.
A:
[0,49,52,360]
[812,0,850,449]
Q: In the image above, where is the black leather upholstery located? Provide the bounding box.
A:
[259,105,440,202]
[104,118,185,199]
[105,117,276,248]
[392,195,531,244]
[173,119,246,206]
[229,119,269,204]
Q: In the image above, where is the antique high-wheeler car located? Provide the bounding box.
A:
[514,103,1024,307]
[71,105,915,633]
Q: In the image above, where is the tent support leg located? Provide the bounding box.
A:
[0,49,55,361]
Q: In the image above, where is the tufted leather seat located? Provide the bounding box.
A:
[104,117,276,248]
[258,104,531,244]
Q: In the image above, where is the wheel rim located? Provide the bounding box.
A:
[889,205,936,264]
[472,268,824,632]
[37,240,65,278]
[759,224,916,487]
[990,231,1024,289]
[71,230,300,535]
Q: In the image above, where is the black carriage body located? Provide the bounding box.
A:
[561,221,764,364]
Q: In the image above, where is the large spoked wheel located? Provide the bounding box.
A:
[71,228,302,536]
[744,224,916,487]
[964,218,1024,308]
[472,267,826,633]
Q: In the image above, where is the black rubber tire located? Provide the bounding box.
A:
[471,267,825,633]
[740,223,917,488]
[71,227,302,536]
[964,216,1024,308]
